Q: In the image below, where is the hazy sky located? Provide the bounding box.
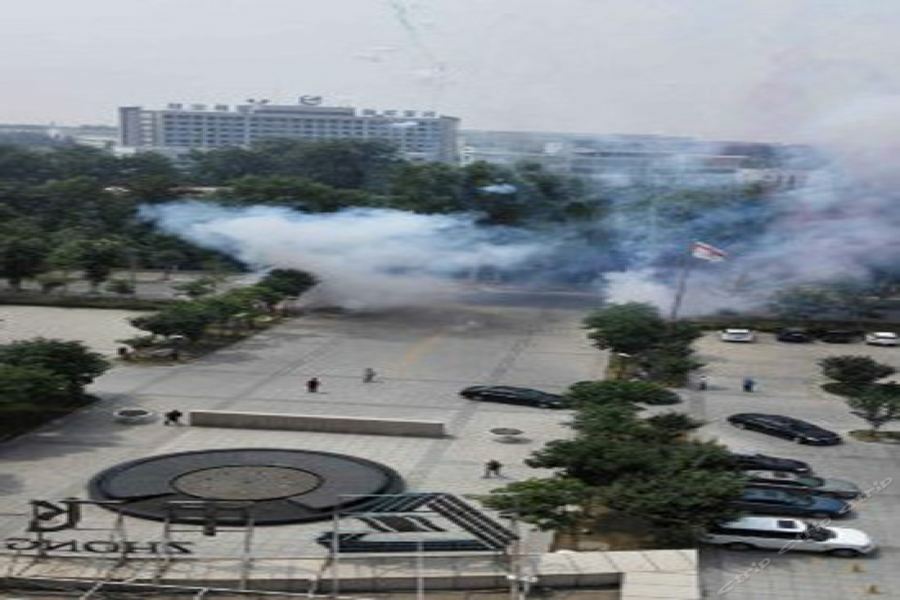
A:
[3,0,900,141]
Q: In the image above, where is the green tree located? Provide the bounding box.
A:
[131,302,216,341]
[172,277,219,299]
[0,338,109,398]
[567,380,680,407]
[819,355,896,387]
[0,236,48,290]
[482,477,592,533]
[583,302,666,355]
[846,384,900,432]
[644,412,704,441]
[599,468,744,545]
[0,364,68,407]
[257,269,318,297]
[75,239,124,292]
[388,163,464,213]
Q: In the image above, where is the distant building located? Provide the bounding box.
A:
[119,100,459,163]
[460,130,813,189]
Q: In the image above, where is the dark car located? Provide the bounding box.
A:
[728,413,842,445]
[731,487,851,519]
[818,330,858,343]
[729,452,812,473]
[776,328,814,343]
[459,386,566,409]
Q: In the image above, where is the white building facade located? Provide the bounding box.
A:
[119,100,459,163]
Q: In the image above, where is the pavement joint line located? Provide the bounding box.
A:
[405,311,547,484]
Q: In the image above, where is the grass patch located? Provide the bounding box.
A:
[849,430,900,444]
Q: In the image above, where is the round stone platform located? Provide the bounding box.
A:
[88,448,403,525]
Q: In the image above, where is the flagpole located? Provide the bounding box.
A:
[669,244,694,321]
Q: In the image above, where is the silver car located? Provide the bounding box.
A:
[866,332,898,347]
[744,470,861,499]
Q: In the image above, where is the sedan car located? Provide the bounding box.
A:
[459,386,566,409]
[866,331,898,347]
[743,470,861,499]
[720,328,756,343]
[776,328,814,343]
[728,452,812,474]
[731,487,851,519]
[727,413,842,445]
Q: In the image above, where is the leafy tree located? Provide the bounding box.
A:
[75,239,124,292]
[0,236,48,290]
[172,277,218,299]
[389,163,465,213]
[644,412,704,441]
[257,269,318,297]
[0,338,109,398]
[105,278,135,295]
[567,380,680,407]
[0,364,68,406]
[131,302,216,341]
[819,355,896,387]
[847,384,900,432]
[149,248,187,280]
[583,302,666,355]
[482,477,592,532]
[599,468,744,544]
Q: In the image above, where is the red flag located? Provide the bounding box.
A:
[692,241,727,262]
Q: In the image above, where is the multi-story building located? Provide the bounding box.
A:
[119,99,459,163]
[460,130,813,189]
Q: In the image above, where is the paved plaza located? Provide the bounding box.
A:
[690,334,900,599]
[0,297,606,561]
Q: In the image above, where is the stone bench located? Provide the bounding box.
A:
[188,410,446,438]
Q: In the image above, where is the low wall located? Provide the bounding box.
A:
[189,410,446,438]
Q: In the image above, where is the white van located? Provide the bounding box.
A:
[702,516,876,557]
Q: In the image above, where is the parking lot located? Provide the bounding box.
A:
[692,332,900,599]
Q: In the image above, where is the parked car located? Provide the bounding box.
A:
[720,328,756,342]
[731,487,851,519]
[728,452,812,473]
[776,328,814,343]
[728,413,842,445]
[459,386,566,409]
[866,331,898,347]
[818,330,858,343]
[743,470,861,499]
[703,516,875,557]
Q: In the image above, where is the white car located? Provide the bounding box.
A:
[721,328,756,343]
[866,332,898,347]
[703,516,876,557]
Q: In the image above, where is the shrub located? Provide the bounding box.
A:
[567,380,681,407]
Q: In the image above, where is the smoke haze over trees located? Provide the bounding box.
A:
[0,136,898,313]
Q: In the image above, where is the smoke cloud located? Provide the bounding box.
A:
[140,202,549,309]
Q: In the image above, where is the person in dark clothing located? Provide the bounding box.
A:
[484,459,503,478]
[306,377,321,393]
[743,377,755,392]
[363,368,376,383]
[164,409,183,425]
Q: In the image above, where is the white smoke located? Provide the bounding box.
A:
[140,202,548,309]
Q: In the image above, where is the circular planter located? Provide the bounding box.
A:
[113,408,157,424]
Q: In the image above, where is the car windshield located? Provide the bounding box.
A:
[805,525,835,541]
[796,476,823,487]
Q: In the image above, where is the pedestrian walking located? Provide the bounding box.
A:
[363,367,376,383]
[306,377,320,393]
[164,409,183,426]
[484,459,503,478]
[742,377,755,393]
[698,375,708,391]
